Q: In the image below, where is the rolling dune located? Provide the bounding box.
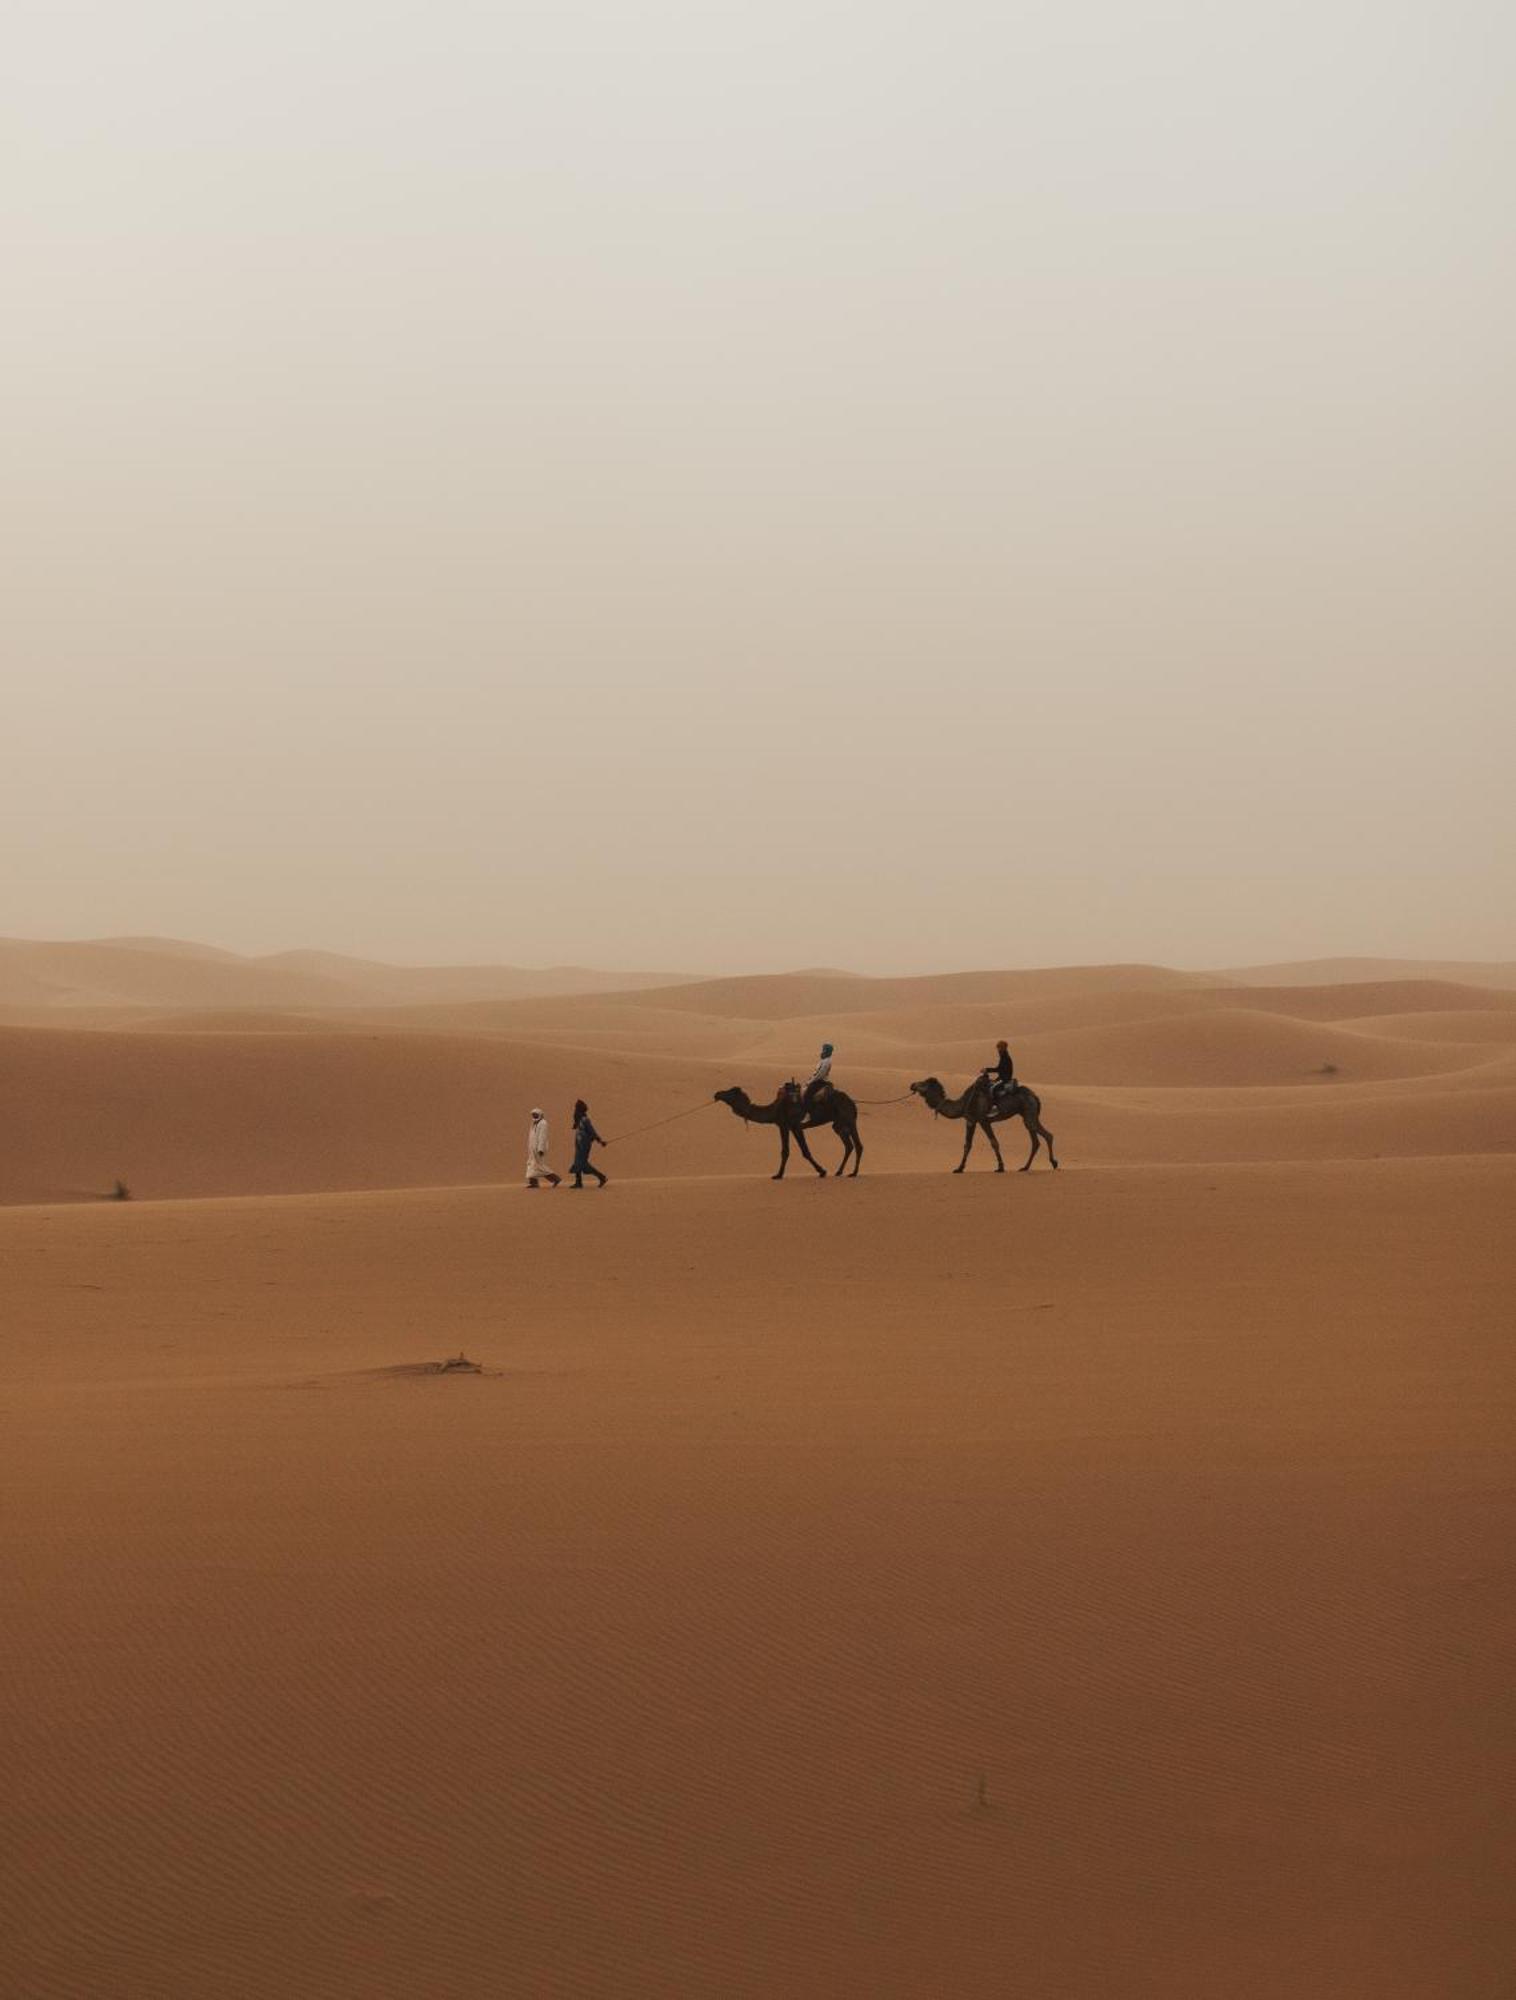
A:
[5,949,1515,1994]
[4,959,1515,1203]
[0,936,690,1018]
[1225,956,1516,990]
[0,1023,729,1204]
[1009,1008,1500,1087]
[624,963,1223,1019]
[780,979,1516,1055]
[1336,1008,1516,1044]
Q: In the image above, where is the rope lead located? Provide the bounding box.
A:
[602,1099,718,1147]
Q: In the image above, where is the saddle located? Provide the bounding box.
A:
[782,1078,830,1119]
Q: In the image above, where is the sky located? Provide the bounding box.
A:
[5,0,1513,974]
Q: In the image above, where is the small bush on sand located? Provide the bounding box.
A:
[111,1180,131,1201]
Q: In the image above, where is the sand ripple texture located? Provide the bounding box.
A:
[3,1157,1514,1998]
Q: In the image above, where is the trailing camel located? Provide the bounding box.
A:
[909,1075,1058,1173]
[713,1084,864,1179]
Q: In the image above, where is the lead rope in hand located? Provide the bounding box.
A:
[601,1099,719,1147]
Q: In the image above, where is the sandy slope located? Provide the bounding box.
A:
[1338,1008,1516,1044]
[4,1162,1513,1997]
[1011,1009,1500,1086]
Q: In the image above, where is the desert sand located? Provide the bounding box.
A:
[4,945,1514,1996]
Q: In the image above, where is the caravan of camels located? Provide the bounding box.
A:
[711,1047,1058,1179]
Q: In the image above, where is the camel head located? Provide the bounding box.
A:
[910,1078,945,1107]
[714,1086,750,1114]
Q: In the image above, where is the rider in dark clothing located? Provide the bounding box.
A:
[985,1040,1015,1105]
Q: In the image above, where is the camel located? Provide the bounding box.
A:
[713,1084,864,1179]
[909,1075,1058,1173]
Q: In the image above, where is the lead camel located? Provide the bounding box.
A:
[713,1085,864,1179]
[909,1076,1058,1172]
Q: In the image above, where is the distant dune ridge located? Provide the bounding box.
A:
[0,936,694,1016]
[5,933,1516,1019]
[1,938,1513,1202]
[1223,955,1516,990]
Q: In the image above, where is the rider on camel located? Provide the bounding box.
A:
[983,1040,1016,1108]
[800,1042,835,1113]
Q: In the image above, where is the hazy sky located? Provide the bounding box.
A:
[6,1,1513,972]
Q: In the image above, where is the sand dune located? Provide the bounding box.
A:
[368,974,1512,1061]
[792,978,1516,1051]
[1207,977,1516,1019]
[0,1023,729,1204]
[255,948,695,1005]
[1058,1074,1516,1164]
[617,962,1224,1020]
[1011,1008,1500,1087]
[1337,1007,1516,1044]
[4,1161,1512,1997]
[340,994,767,1055]
[5,948,1515,1993]
[1225,955,1516,990]
[0,936,690,1016]
[4,959,1514,1203]
[126,1008,367,1036]
[0,937,332,1012]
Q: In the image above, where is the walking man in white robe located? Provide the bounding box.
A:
[525,1107,561,1189]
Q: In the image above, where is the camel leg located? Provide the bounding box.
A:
[849,1120,863,1176]
[1020,1117,1040,1170]
[954,1121,975,1173]
[773,1124,790,1180]
[793,1123,827,1177]
[985,1120,1006,1172]
[1036,1120,1058,1170]
[835,1127,853,1175]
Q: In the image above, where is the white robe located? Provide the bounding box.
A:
[526,1116,552,1179]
